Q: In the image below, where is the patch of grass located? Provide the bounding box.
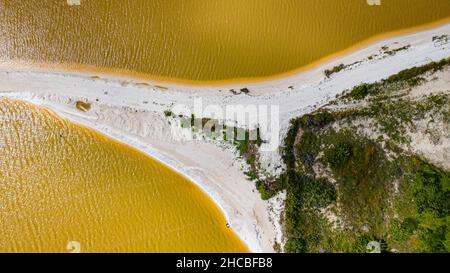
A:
[432,35,449,44]
[382,45,411,56]
[348,84,371,100]
[75,101,91,112]
[340,57,450,103]
[302,177,337,209]
[385,58,450,84]
[176,114,278,199]
[299,111,334,131]
[407,76,426,87]
[154,85,169,90]
[408,162,450,218]
[283,118,450,252]
[325,142,352,167]
[324,64,346,78]
[280,58,450,253]
[240,88,250,94]
[163,110,173,117]
[282,118,302,170]
[284,173,332,252]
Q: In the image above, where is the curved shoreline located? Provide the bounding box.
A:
[1,94,273,252]
[2,17,450,87]
[43,103,251,252]
[0,22,449,253]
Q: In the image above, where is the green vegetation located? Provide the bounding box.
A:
[278,58,450,253]
[173,113,280,199]
[240,88,250,94]
[341,58,450,102]
[230,88,251,95]
[163,110,173,117]
[385,58,449,84]
[348,83,371,100]
[433,35,449,44]
[382,45,411,56]
[324,64,346,78]
[154,85,169,90]
[324,142,352,167]
[283,114,450,253]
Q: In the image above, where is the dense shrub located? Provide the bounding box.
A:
[302,177,337,209]
[299,111,334,131]
[385,58,450,84]
[421,225,448,253]
[410,164,450,217]
[349,84,370,100]
[280,59,450,253]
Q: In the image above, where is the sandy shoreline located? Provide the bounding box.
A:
[0,22,449,253]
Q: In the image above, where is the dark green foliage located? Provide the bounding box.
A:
[383,45,410,56]
[256,172,289,201]
[325,142,352,167]
[282,111,333,170]
[284,238,307,253]
[234,128,263,156]
[421,225,448,253]
[282,117,450,253]
[255,180,279,200]
[390,217,420,242]
[282,119,302,169]
[284,208,325,252]
[349,84,370,100]
[278,59,450,253]
[180,114,274,200]
[401,217,420,235]
[432,35,449,43]
[324,64,346,78]
[240,88,250,94]
[352,234,388,253]
[273,241,282,253]
[283,172,337,252]
[409,164,450,217]
[390,218,415,242]
[299,111,334,131]
[330,134,393,230]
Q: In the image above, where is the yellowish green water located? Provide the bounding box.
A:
[0,99,247,253]
[0,0,449,82]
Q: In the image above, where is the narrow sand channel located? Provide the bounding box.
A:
[0,22,449,252]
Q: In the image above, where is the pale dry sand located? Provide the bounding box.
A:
[0,22,449,252]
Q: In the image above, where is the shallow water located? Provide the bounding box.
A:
[0,0,449,82]
[0,99,247,252]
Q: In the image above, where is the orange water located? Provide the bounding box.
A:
[0,99,247,252]
[0,0,449,82]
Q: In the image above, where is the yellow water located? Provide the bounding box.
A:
[0,0,449,83]
[0,99,247,253]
